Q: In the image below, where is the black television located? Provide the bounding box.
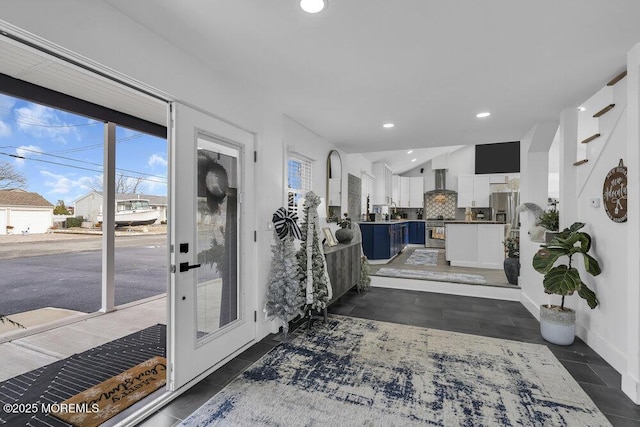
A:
[475,141,520,174]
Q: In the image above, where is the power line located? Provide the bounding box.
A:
[0,151,167,184]
[0,143,166,181]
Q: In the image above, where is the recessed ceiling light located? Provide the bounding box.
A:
[476,112,491,118]
[383,123,394,128]
[411,158,417,162]
[578,107,586,111]
[300,0,327,13]
[407,150,413,154]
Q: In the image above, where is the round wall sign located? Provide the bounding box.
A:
[602,159,627,223]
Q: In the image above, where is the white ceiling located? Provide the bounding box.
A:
[5,1,640,174]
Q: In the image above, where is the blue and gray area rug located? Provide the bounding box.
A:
[181,316,610,426]
[404,248,440,266]
[376,267,488,284]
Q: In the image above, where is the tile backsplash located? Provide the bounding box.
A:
[425,193,457,219]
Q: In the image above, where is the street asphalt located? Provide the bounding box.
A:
[0,232,169,316]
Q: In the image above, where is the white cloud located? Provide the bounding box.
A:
[0,94,16,118]
[40,170,74,195]
[0,95,15,138]
[78,175,100,191]
[16,103,79,142]
[0,120,11,138]
[41,171,97,203]
[141,179,167,196]
[148,153,167,168]
[15,145,43,166]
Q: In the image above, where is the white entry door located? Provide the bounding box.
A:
[169,102,255,390]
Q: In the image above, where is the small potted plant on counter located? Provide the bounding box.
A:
[335,213,354,243]
[532,222,601,345]
[502,235,520,285]
[536,208,559,243]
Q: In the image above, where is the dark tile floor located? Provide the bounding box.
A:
[137,287,640,426]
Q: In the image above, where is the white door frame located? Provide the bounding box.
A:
[168,101,257,390]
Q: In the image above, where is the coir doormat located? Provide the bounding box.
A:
[50,356,166,427]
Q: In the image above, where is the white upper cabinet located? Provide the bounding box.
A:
[372,162,392,205]
[391,174,400,205]
[399,176,410,207]
[398,176,424,207]
[409,176,424,208]
[457,175,474,207]
[457,174,490,207]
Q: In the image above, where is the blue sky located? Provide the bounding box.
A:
[0,94,167,206]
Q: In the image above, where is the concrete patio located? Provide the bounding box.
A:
[0,295,166,382]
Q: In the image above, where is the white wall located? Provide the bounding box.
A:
[519,45,640,403]
[624,42,640,403]
[344,153,373,179]
[283,115,355,232]
[518,124,555,318]
[415,146,475,192]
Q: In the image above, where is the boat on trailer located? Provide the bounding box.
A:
[97,199,159,226]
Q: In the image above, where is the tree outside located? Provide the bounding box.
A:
[53,200,71,215]
[0,161,26,189]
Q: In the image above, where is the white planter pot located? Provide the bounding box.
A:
[544,231,559,243]
[540,304,575,345]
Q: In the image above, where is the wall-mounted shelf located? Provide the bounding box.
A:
[607,70,627,86]
[573,159,589,166]
[593,104,615,118]
[581,133,601,144]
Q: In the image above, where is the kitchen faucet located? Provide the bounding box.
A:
[390,200,397,214]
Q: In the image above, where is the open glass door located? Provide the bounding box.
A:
[169,102,255,390]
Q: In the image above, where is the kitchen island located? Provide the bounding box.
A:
[445,221,506,269]
[359,221,407,260]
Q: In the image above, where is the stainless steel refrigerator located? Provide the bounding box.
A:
[490,191,520,228]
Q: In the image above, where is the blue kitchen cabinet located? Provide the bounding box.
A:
[408,221,426,244]
[359,222,407,260]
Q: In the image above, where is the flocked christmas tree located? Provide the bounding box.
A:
[264,208,304,339]
[359,256,372,292]
[297,191,332,312]
[350,218,371,292]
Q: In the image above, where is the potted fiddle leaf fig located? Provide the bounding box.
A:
[532,222,601,345]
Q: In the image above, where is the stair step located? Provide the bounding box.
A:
[581,133,601,144]
[607,70,627,86]
[573,159,589,166]
[593,104,615,118]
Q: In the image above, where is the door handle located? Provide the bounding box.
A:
[179,262,201,272]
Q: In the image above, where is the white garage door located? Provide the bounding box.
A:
[0,209,6,235]
[10,209,52,234]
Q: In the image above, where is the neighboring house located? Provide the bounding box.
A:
[0,189,54,235]
[74,191,168,225]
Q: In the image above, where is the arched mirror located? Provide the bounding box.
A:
[326,150,342,222]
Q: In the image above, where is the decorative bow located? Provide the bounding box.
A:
[272,207,302,241]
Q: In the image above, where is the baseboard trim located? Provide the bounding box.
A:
[370,276,521,301]
[519,293,635,401]
[622,374,640,404]
[519,293,541,320]
[575,324,627,378]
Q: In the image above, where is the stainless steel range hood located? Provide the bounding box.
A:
[426,169,457,194]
